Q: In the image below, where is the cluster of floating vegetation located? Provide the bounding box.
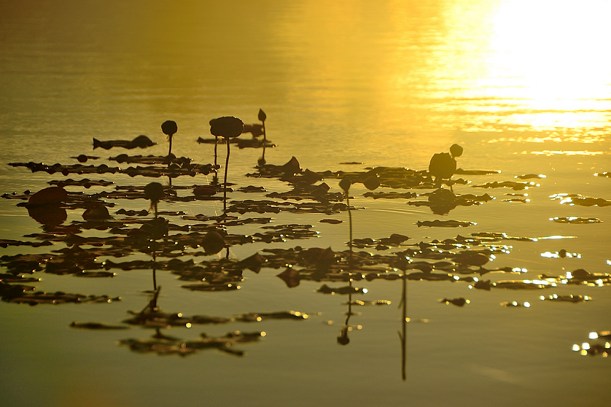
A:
[1,109,609,361]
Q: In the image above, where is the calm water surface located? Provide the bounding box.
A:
[1,1,610,406]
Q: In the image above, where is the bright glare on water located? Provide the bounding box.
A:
[0,1,609,406]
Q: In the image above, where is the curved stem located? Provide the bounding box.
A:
[223,138,230,216]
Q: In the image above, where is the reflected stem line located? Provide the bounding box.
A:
[400,268,407,381]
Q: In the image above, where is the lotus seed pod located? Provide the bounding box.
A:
[144,182,164,202]
[161,120,178,136]
[339,177,352,193]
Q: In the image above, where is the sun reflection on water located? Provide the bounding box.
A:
[486,0,611,129]
[392,0,611,132]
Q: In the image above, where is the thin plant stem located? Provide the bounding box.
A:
[223,138,230,215]
[152,251,158,291]
[261,121,267,161]
[346,193,353,267]
[214,136,219,175]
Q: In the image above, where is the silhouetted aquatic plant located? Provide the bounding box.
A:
[339,176,354,264]
[209,116,244,216]
[428,144,463,189]
[161,120,178,158]
[339,174,379,265]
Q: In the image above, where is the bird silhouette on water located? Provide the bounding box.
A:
[428,144,463,189]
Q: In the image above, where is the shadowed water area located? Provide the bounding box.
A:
[1,1,610,406]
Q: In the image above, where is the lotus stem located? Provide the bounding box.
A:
[223,138,230,215]
[261,120,267,162]
[346,193,353,266]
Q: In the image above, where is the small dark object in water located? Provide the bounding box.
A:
[27,205,67,228]
[202,229,226,255]
[238,253,266,273]
[24,186,68,228]
[193,185,218,197]
[277,267,300,288]
[83,203,111,221]
[135,217,169,240]
[453,251,490,268]
[280,156,301,176]
[428,144,463,188]
[428,188,457,215]
[27,186,67,207]
[441,297,470,306]
[144,182,164,217]
[93,135,156,150]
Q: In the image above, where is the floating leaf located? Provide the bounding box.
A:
[70,322,128,330]
[550,193,611,207]
[417,220,476,228]
[93,135,155,150]
[317,284,367,295]
[550,216,602,224]
[539,294,592,303]
[440,297,470,306]
[277,267,300,288]
[516,173,546,179]
[500,300,531,308]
